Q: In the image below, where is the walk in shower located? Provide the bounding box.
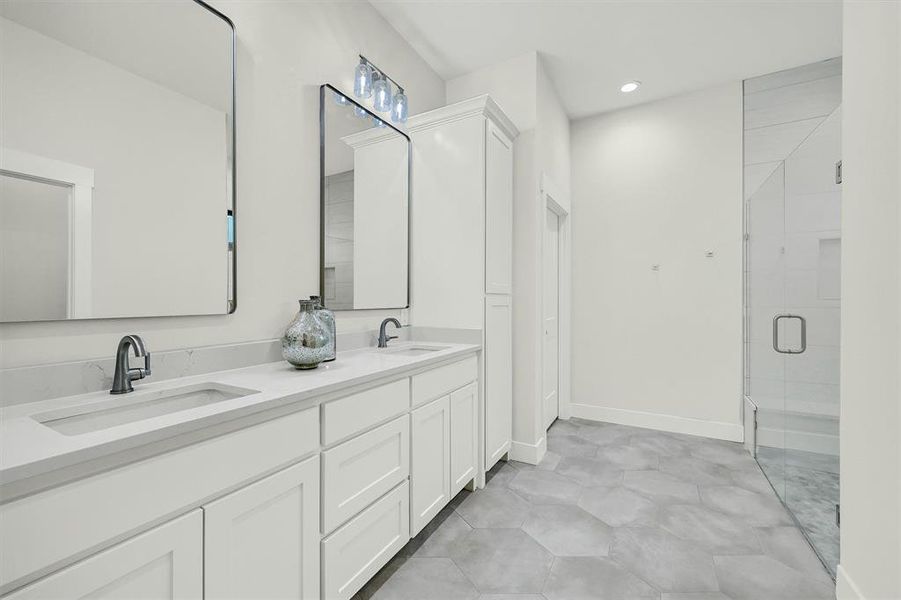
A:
[743,58,842,575]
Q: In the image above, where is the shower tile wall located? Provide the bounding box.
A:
[744,59,842,456]
[324,170,354,310]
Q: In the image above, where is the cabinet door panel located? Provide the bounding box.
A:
[485,295,513,470]
[322,416,409,533]
[321,482,409,600]
[204,457,320,600]
[450,382,478,495]
[485,121,513,295]
[410,396,451,535]
[5,511,202,599]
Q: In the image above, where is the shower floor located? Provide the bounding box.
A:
[757,447,840,576]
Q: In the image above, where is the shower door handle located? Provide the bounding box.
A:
[773,314,807,354]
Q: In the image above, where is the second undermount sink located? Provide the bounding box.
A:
[34,382,259,436]
[381,344,449,357]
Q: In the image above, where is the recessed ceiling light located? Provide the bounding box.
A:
[620,81,641,93]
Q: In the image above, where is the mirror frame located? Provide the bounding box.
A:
[319,83,412,310]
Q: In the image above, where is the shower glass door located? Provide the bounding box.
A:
[744,58,842,576]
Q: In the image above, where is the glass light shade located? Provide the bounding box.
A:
[373,118,386,128]
[354,104,368,118]
[391,89,408,124]
[333,93,350,105]
[373,76,392,112]
[354,62,373,99]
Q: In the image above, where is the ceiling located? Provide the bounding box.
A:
[369,0,842,119]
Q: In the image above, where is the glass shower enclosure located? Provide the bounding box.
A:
[743,58,842,575]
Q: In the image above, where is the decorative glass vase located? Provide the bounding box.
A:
[281,299,331,369]
[309,295,336,362]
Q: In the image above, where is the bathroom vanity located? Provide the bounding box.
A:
[0,343,480,599]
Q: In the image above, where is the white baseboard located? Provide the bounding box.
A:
[835,564,864,600]
[509,435,547,465]
[570,404,743,442]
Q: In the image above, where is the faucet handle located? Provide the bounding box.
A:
[129,353,151,381]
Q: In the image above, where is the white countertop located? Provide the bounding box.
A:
[0,342,479,492]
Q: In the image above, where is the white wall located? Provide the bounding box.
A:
[537,62,572,203]
[446,52,537,131]
[571,83,744,440]
[836,2,901,598]
[0,0,445,368]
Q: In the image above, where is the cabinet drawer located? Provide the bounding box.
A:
[0,407,319,592]
[322,415,409,534]
[411,356,478,407]
[322,379,409,446]
[321,482,409,600]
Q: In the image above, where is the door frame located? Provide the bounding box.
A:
[540,173,572,422]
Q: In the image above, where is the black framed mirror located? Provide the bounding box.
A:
[0,0,236,322]
[319,83,411,310]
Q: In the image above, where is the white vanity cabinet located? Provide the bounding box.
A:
[410,396,451,535]
[1,351,481,600]
[204,456,320,600]
[4,511,203,600]
[408,96,517,473]
[409,358,479,535]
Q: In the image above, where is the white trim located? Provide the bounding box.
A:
[406,95,519,140]
[835,565,863,600]
[570,403,744,442]
[509,435,546,465]
[0,148,94,319]
[1,148,94,187]
[541,174,572,424]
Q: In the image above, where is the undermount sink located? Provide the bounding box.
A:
[381,344,449,357]
[34,382,259,436]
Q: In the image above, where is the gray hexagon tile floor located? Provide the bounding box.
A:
[353,419,835,600]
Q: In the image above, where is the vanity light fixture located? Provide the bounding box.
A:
[392,89,408,124]
[620,80,641,93]
[355,55,408,123]
[354,60,373,99]
[373,74,392,112]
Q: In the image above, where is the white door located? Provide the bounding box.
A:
[450,381,478,495]
[543,208,560,430]
[410,396,451,535]
[6,511,202,599]
[204,457,320,600]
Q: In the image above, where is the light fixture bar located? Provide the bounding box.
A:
[359,54,405,93]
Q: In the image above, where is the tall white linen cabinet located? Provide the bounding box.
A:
[408,96,518,475]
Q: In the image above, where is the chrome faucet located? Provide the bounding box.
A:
[378,318,402,348]
[110,335,152,394]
